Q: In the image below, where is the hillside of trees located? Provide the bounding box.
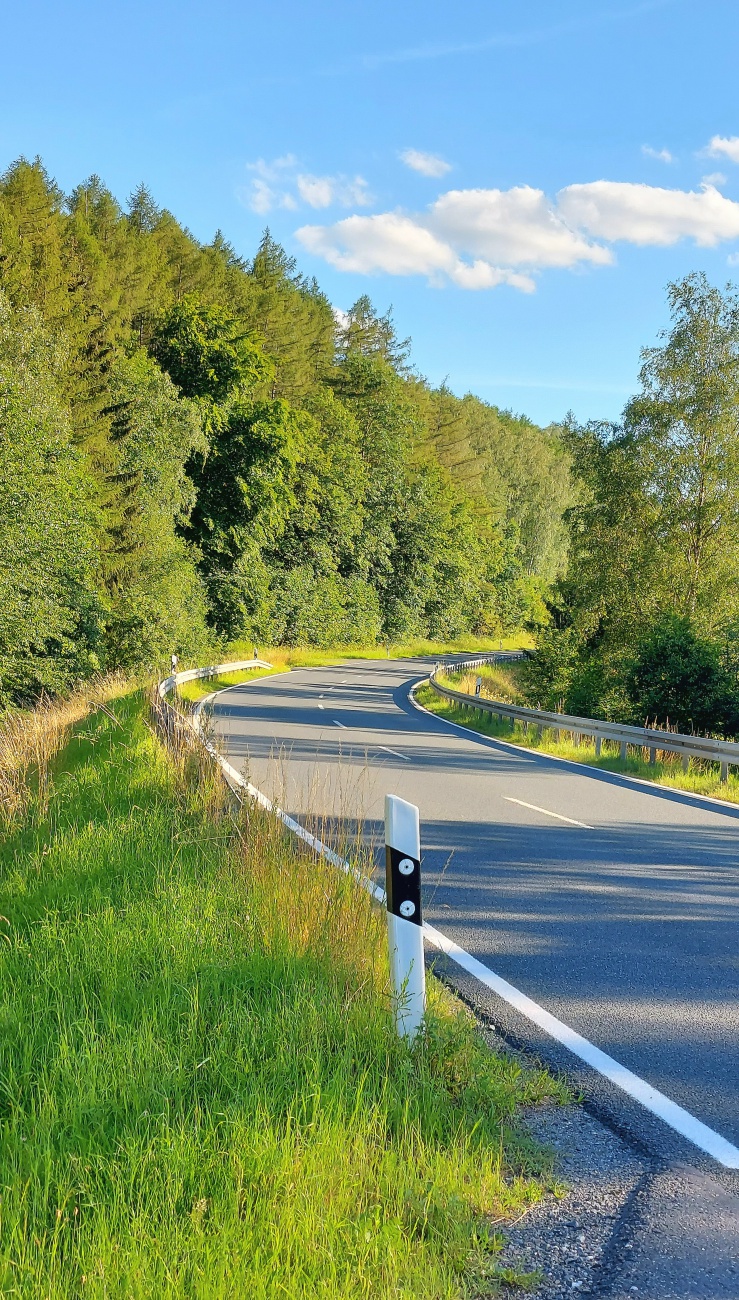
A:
[0,156,571,704]
[6,157,737,734]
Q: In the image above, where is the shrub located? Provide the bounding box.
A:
[626,615,739,736]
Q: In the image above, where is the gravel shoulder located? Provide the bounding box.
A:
[459,1005,739,1298]
[498,1097,647,1297]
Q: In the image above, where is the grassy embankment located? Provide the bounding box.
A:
[0,677,566,1298]
[417,663,739,805]
[176,634,533,705]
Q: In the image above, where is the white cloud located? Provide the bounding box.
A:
[295,176,739,292]
[297,175,334,208]
[241,176,298,215]
[557,180,739,247]
[248,154,298,178]
[400,148,452,178]
[430,186,612,268]
[727,252,739,267]
[296,173,372,209]
[706,135,739,164]
[702,172,727,187]
[239,156,371,214]
[248,179,274,216]
[296,213,534,291]
[642,144,673,163]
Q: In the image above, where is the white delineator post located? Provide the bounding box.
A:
[384,794,425,1040]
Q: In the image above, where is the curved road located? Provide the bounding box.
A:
[208,657,739,1176]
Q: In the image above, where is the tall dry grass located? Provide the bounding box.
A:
[154,684,385,985]
[0,674,127,828]
[234,797,385,992]
[455,664,524,705]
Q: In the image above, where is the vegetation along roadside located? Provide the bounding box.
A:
[0,680,569,1298]
[416,662,739,806]
[173,634,532,704]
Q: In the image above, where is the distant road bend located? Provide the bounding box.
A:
[207,655,739,1174]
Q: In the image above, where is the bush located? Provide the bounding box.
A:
[626,615,739,736]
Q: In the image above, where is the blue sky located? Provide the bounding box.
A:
[3,0,739,425]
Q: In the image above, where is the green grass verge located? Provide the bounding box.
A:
[223,634,533,668]
[176,636,533,705]
[416,681,739,806]
[177,667,283,704]
[0,691,566,1297]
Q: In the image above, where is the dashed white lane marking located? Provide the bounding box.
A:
[333,720,347,729]
[378,745,409,761]
[504,796,591,828]
[317,704,324,710]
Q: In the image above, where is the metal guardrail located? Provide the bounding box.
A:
[157,658,270,700]
[152,659,272,773]
[429,656,739,782]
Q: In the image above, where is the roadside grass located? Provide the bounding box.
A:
[453,666,525,708]
[223,634,534,672]
[177,667,284,705]
[0,675,127,829]
[176,636,533,706]
[416,680,739,806]
[0,689,567,1298]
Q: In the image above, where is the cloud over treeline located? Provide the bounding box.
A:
[297,179,739,291]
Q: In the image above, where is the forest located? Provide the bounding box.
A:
[3,156,739,736]
[0,156,571,704]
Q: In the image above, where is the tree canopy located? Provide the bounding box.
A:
[524,272,739,735]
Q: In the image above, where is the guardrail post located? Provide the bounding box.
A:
[595,735,602,757]
[682,754,689,773]
[649,746,656,765]
[620,741,627,761]
[721,761,729,783]
[385,794,425,1041]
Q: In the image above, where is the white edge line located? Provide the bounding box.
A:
[333,719,347,729]
[189,672,739,1170]
[504,796,591,828]
[421,920,739,1169]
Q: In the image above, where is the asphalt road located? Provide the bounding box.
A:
[209,655,739,1153]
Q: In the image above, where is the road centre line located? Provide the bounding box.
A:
[504,796,591,828]
[333,720,347,729]
[317,704,324,709]
[378,745,409,761]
